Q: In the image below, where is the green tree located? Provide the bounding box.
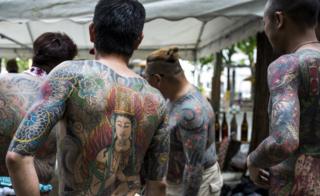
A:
[197,54,215,89]
[236,36,256,66]
[16,58,30,72]
[235,36,257,99]
[222,45,236,91]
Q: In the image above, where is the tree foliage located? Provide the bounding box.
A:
[236,36,256,66]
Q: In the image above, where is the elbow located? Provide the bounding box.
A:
[278,138,299,157]
[6,152,24,170]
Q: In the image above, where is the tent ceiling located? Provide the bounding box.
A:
[0,0,266,60]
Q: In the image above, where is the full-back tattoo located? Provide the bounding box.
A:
[0,73,57,183]
[9,60,169,195]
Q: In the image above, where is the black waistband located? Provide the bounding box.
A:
[204,160,216,170]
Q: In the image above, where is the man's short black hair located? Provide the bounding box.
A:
[6,59,18,73]
[33,32,77,69]
[93,0,146,57]
[267,0,319,28]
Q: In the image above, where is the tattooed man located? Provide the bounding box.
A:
[6,1,169,196]
[0,32,77,184]
[247,0,320,195]
[145,47,223,196]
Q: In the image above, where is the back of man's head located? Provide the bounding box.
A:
[6,59,18,73]
[146,47,182,76]
[33,32,78,72]
[93,0,146,58]
[266,0,319,28]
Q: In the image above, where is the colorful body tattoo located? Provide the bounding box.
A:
[9,60,169,195]
[0,68,56,183]
[249,49,320,195]
[166,86,217,196]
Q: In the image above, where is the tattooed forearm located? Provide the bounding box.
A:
[143,110,169,181]
[144,121,169,181]
[249,97,300,168]
[183,163,203,195]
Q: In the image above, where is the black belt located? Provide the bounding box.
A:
[203,161,216,170]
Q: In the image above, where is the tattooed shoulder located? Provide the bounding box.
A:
[268,54,300,92]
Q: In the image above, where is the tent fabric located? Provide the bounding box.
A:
[0,0,266,60]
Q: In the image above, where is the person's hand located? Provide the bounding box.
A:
[247,155,270,189]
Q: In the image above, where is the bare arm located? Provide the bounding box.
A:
[143,104,169,196]
[6,153,39,196]
[179,107,208,196]
[249,55,300,168]
[6,64,75,195]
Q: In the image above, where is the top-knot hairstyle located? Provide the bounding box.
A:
[146,47,182,76]
[32,32,78,71]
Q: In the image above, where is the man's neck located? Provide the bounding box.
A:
[95,52,129,68]
[285,29,319,53]
[168,77,192,102]
[95,52,139,78]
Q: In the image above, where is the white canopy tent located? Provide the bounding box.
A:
[0,0,266,60]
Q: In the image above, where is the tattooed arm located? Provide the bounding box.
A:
[249,55,300,168]
[179,106,207,196]
[143,104,169,196]
[34,128,57,184]
[6,63,75,196]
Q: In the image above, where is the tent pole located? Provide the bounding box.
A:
[194,21,207,61]
[26,22,34,43]
[0,33,32,50]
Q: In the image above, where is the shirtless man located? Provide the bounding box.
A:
[0,32,77,184]
[247,0,320,195]
[145,47,223,196]
[6,0,169,196]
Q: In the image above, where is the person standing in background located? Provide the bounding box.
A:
[5,59,18,73]
[145,47,223,196]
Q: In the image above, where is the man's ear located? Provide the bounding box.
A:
[149,74,162,88]
[274,11,284,29]
[133,32,144,50]
[89,23,96,43]
[153,73,162,83]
